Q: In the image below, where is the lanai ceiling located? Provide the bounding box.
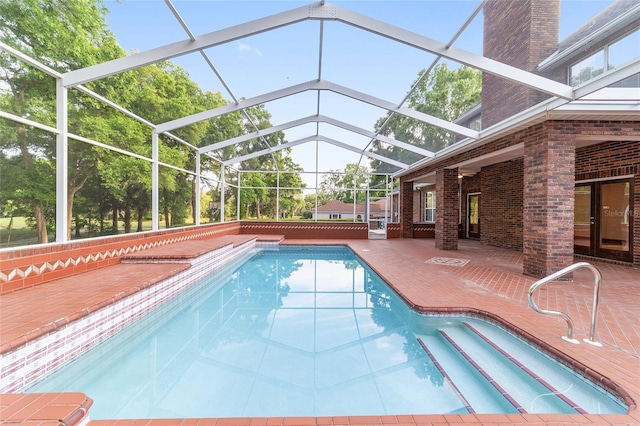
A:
[59,1,639,178]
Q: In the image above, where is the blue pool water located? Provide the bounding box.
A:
[26,246,626,419]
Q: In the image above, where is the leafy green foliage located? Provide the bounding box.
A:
[371,63,481,172]
[0,0,308,243]
[319,163,370,204]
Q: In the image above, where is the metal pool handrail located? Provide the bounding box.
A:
[527,262,603,347]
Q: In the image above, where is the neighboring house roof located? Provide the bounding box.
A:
[313,200,385,214]
[538,0,640,71]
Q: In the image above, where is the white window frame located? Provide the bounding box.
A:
[424,191,436,223]
[569,28,640,87]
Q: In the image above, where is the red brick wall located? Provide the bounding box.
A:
[0,222,242,294]
[0,221,378,294]
[523,125,575,277]
[386,224,401,239]
[401,122,639,184]
[435,168,459,250]
[636,180,640,266]
[412,224,435,238]
[401,181,414,238]
[482,0,560,128]
[413,190,422,222]
[481,159,524,250]
[400,120,640,271]
[239,221,368,239]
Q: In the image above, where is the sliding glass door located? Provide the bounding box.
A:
[574,179,632,262]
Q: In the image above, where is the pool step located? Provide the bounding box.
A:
[438,330,527,413]
[434,323,583,414]
[417,333,519,414]
[461,322,586,414]
[416,338,476,414]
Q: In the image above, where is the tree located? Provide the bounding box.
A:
[0,0,310,238]
[370,63,481,173]
[0,0,125,242]
[319,163,370,204]
[266,157,305,219]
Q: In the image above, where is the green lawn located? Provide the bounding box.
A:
[0,216,39,246]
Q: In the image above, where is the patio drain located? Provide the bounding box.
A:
[425,257,470,267]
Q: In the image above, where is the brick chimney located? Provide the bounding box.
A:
[482,0,560,128]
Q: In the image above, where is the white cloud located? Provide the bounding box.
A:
[237,42,263,57]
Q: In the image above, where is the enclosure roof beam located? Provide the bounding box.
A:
[200,113,434,158]
[331,4,574,100]
[318,115,435,158]
[222,134,408,170]
[325,83,478,139]
[222,135,318,165]
[199,115,317,154]
[158,79,478,139]
[572,59,640,101]
[62,3,320,87]
[317,136,409,169]
[156,80,316,133]
[62,2,573,101]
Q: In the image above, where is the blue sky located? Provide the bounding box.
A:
[103,0,616,183]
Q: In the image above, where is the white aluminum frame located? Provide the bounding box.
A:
[1,1,637,243]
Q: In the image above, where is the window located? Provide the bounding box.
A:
[569,29,640,87]
[608,29,640,70]
[424,191,436,222]
[570,50,605,86]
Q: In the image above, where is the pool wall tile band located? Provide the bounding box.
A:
[0,240,257,393]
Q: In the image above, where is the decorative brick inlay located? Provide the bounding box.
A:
[413,225,435,239]
[0,222,241,293]
[425,257,470,267]
[386,224,401,239]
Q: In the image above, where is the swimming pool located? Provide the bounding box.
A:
[26,246,627,418]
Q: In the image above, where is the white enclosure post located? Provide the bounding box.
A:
[56,79,68,243]
[352,176,357,223]
[236,170,240,221]
[276,172,280,221]
[151,131,159,231]
[314,141,318,222]
[195,152,201,226]
[220,167,226,223]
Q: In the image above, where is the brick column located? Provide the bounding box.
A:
[634,177,640,265]
[523,130,575,277]
[400,180,414,238]
[436,168,459,250]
